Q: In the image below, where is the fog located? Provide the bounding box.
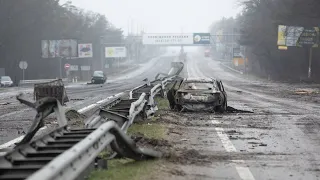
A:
[63,0,240,34]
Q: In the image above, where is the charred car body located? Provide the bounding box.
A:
[167,77,227,112]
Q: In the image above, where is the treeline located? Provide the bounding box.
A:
[210,0,320,81]
[0,0,122,81]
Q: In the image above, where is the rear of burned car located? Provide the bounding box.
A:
[175,89,223,112]
[172,79,227,112]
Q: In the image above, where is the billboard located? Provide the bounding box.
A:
[78,44,93,58]
[277,25,319,47]
[233,48,241,58]
[216,30,224,43]
[193,33,211,44]
[41,39,78,58]
[105,47,127,58]
[41,40,49,58]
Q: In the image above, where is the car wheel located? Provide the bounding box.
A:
[175,104,183,112]
[216,100,227,113]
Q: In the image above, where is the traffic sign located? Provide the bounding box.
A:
[19,61,28,70]
[64,63,71,70]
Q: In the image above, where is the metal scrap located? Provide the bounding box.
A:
[33,79,69,105]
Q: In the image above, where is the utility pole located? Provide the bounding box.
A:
[231,27,234,61]
[59,57,63,78]
[100,37,105,70]
[243,46,247,75]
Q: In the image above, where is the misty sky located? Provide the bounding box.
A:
[65,0,240,35]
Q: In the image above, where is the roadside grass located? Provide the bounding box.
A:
[128,123,167,139]
[89,158,159,180]
[89,112,168,180]
[155,96,169,110]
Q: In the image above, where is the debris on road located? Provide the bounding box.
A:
[34,79,69,105]
[65,109,86,128]
[70,98,85,101]
[294,89,319,95]
[0,102,10,105]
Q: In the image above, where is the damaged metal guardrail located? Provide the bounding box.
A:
[0,94,162,180]
[90,93,147,132]
[0,62,183,180]
[129,81,163,117]
[19,78,68,87]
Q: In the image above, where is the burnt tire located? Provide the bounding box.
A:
[216,100,227,113]
[175,104,183,112]
[167,89,176,110]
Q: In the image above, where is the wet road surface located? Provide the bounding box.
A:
[152,53,320,180]
[0,55,173,144]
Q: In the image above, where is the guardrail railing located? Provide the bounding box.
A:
[0,73,177,180]
[0,94,161,180]
[19,78,69,86]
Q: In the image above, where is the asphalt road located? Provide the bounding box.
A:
[0,54,174,145]
[156,53,320,180]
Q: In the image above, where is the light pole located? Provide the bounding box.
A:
[100,36,105,70]
[59,57,62,78]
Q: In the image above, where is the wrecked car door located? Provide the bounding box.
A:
[167,79,183,110]
[215,80,227,112]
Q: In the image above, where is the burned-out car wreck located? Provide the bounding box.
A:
[167,77,227,113]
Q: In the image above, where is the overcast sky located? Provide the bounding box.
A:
[65,0,240,35]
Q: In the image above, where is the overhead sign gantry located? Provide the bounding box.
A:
[142,33,211,46]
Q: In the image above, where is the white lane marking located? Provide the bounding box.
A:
[0,92,124,150]
[78,92,123,114]
[77,104,96,114]
[186,63,190,77]
[215,127,237,152]
[211,119,255,180]
[235,166,256,180]
[0,136,24,149]
[212,120,237,152]
[0,126,47,149]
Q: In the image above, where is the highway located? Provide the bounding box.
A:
[1,52,320,180]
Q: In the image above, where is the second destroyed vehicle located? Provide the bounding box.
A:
[167,77,227,112]
[204,49,211,57]
[91,71,107,84]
